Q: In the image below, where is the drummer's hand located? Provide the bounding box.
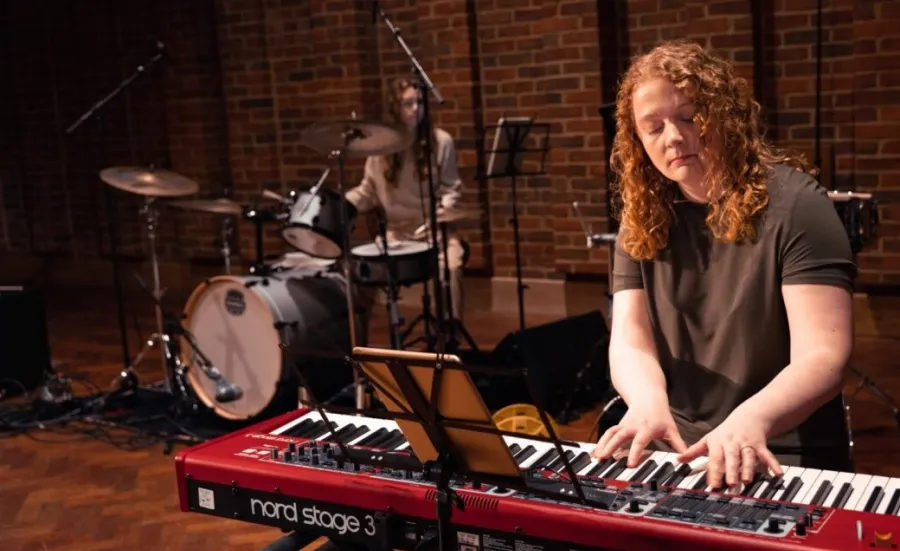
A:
[591,399,687,468]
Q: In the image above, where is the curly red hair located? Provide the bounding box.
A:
[609,40,814,260]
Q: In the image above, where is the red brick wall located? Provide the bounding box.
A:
[2,0,900,287]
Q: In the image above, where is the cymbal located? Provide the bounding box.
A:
[168,198,243,215]
[301,119,413,158]
[99,166,199,197]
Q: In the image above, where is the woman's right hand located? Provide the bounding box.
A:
[590,399,688,468]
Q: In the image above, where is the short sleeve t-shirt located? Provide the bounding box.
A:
[612,164,857,468]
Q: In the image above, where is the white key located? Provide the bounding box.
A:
[841,474,873,510]
[612,450,658,482]
[876,478,900,515]
[678,471,706,490]
[850,475,890,512]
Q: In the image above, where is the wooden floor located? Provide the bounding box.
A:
[2,285,900,551]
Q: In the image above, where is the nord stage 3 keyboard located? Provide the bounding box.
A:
[175,408,900,551]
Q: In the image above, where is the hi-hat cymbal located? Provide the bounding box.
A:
[301,119,413,158]
[99,166,199,197]
[168,198,243,215]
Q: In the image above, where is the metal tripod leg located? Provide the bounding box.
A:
[847,363,900,424]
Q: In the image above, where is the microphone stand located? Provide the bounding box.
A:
[377,213,405,350]
[373,3,447,350]
[65,40,168,386]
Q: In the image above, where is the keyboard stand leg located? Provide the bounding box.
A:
[847,363,900,426]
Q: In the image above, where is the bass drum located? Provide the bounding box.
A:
[181,268,353,421]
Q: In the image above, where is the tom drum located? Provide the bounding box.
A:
[181,269,353,421]
[282,187,358,259]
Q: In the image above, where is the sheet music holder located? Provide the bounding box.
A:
[484,116,551,332]
[342,346,612,551]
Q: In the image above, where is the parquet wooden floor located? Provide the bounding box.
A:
[2,285,900,551]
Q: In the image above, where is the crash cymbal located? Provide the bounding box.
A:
[301,119,413,158]
[99,166,199,197]
[168,198,243,215]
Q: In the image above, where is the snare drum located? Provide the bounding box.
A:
[282,187,358,259]
[828,190,878,254]
[180,269,353,421]
[350,239,437,287]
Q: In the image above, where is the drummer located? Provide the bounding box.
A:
[344,77,468,331]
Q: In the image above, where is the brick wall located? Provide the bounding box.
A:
[2,0,900,287]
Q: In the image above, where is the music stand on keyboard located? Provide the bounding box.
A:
[346,346,612,551]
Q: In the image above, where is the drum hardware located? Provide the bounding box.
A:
[827,190,900,425]
[168,198,244,275]
[242,204,286,277]
[65,38,170,404]
[375,214,405,351]
[300,116,411,410]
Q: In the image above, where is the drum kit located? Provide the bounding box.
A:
[99,117,473,425]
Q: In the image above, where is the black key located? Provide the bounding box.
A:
[355,427,387,447]
[740,473,766,497]
[514,445,537,464]
[337,425,369,444]
[864,486,885,513]
[886,489,900,515]
[830,482,853,509]
[757,477,784,500]
[306,421,337,440]
[370,429,402,448]
[780,477,804,503]
[381,432,407,449]
[809,480,833,506]
[508,443,521,455]
[629,460,658,483]
[663,463,692,487]
[327,424,358,441]
[566,452,592,474]
[282,418,316,437]
[548,450,575,471]
[648,462,675,483]
[530,449,557,470]
[603,457,628,480]
[584,457,614,477]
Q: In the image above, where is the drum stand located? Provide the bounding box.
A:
[109,197,173,395]
[376,215,405,350]
[220,216,234,275]
[332,132,373,411]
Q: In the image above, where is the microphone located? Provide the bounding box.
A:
[215,379,243,403]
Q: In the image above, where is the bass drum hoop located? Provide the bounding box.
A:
[181,274,290,421]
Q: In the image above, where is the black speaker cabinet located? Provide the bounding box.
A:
[477,310,611,417]
[0,285,52,397]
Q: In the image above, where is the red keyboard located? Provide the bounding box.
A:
[175,408,900,551]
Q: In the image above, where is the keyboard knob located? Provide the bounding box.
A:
[795,521,807,537]
[649,480,659,492]
[765,518,782,534]
[270,449,279,460]
[284,451,293,462]
[311,455,319,466]
[628,499,641,513]
[288,442,297,454]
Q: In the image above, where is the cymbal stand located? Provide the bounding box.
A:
[437,220,480,353]
[376,214,405,350]
[111,197,172,394]
[220,216,234,275]
[331,129,371,411]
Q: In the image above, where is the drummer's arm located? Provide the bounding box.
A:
[345,157,381,214]
[437,133,463,211]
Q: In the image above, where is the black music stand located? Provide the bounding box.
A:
[339,346,612,551]
[484,116,551,332]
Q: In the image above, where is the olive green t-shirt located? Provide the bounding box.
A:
[612,164,857,469]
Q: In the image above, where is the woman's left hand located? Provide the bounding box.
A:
[677,413,784,489]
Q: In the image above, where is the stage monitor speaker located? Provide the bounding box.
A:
[477,310,610,419]
[0,285,52,398]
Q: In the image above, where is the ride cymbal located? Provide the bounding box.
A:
[99,166,199,197]
[301,119,413,158]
